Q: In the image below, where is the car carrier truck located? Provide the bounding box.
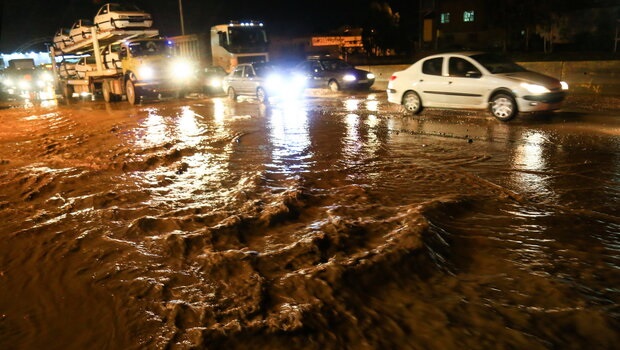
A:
[51,27,195,104]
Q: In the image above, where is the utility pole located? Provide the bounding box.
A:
[178,0,185,36]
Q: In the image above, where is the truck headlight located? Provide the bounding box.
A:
[521,83,550,94]
[343,74,356,82]
[139,65,155,80]
[172,60,193,80]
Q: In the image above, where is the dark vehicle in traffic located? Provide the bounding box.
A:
[295,56,375,91]
[202,66,227,94]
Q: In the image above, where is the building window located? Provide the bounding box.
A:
[463,11,475,22]
[440,12,450,24]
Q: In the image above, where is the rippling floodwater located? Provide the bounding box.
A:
[0,94,618,349]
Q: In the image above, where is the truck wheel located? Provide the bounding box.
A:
[126,80,141,105]
[228,87,237,101]
[62,84,74,101]
[102,81,116,102]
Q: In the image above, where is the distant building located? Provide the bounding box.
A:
[421,0,620,52]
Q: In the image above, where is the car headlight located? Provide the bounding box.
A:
[343,74,356,82]
[18,80,30,90]
[521,82,550,94]
[208,78,222,87]
[138,65,155,80]
[172,60,193,80]
[367,73,375,79]
[560,81,569,90]
[265,74,283,89]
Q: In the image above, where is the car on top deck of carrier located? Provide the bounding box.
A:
[386,52,569,121]
[94,3,153,31]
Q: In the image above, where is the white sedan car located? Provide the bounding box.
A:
[69,19,95,44]
[387,52,568,121]
[53,28,72,50]
[94,3,153,31]
[75,56,97,79]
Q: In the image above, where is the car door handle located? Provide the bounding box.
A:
[448,81,453,84]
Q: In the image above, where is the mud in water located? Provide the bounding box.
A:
[0,94,618,349]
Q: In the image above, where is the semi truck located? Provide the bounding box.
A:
[51,27,195,104]
[171,21,269,73]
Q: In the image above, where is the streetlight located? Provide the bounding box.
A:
[178,0,185,35]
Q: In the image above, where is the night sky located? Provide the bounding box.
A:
[0,0,415,52]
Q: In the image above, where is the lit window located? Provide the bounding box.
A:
[440,12,450,24]
[464,11,475,22]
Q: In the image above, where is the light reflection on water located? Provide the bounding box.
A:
[267,102,313,175]
[511,130,556,201]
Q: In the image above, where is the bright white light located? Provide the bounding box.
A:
[172,59,193,80]
[18,80,30,90]
[521,82,550,94]
[367,73,375,79]
[560,81,569,90]
[343,74,356,82]
[208,78,222,87]
[139,65,154,79]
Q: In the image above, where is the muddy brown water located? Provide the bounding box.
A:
[0,93,618,349]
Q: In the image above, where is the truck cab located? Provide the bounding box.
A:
[114,38,194,104]
[210,21,269,72]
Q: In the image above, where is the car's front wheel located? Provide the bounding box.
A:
[490,93,517,121]
[257,87,268,104]
[328,80,340,92]
[402,91,423,114]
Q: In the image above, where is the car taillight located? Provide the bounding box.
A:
[389,75,397,81]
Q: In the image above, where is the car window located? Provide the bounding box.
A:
[448,57,480,77]
[471,53,526,74]
[320,59,351,71]
[422,57,443,76]
[244,66,255,78]
[232,66,243,77]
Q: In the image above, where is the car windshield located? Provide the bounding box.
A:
[109,4,143,12]
[320,59,352,71]
[253,64,278,77]
[471,53,527,74]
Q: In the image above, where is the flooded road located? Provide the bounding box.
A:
[1,92,619,349]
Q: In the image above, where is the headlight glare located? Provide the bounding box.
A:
[172,60,193,80]
[521,82,550,94]
[367,73,375,79]
[343,74,356,82]
[560,81,569,90]
[138,65,154,80]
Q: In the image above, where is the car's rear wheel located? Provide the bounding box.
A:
[257,87,268,104]
[228,87,237,101]
[328,80,340,92]
[490,93,517,121]
[402,91,423,114]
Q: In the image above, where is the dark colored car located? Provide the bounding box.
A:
[295,56,375,91]
[202,66,227,94]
